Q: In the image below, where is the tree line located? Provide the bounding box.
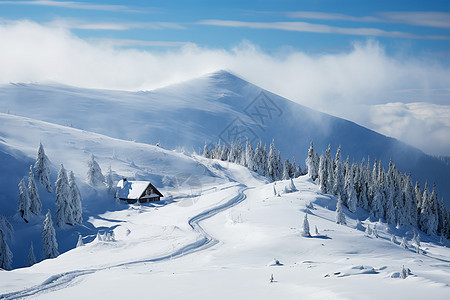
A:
[203,139,450,239]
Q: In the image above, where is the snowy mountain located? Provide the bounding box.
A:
[0,71,449,297]
[1,70,449,205]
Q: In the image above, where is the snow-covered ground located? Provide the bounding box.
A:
[0,71,449,299]
[1,162,449,299]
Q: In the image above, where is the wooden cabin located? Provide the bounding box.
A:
[116,178,164,203]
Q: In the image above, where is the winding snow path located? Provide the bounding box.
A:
[0,184,249,300]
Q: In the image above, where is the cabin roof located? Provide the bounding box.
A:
[116,179,163,200]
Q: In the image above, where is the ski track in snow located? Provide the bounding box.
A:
[0,184,249,300]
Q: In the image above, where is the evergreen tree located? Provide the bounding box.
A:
[68,171,82,225]
[400,236,408,249]
[400,265,408,279]
[346,167,358,213]
[303,213,311,237]
[202,142,211,158]
[55,164,73,227]
[34,142,52,193]
[282,159,291,180]
[28,165,42,216]
[390,234,397,244]
[18,178,31,222]
[236,140,244,165]
[403,175,418,226]
[0,216,13,241]
[28,241,37,266]
[267,140,280,181]
[292,156,300,178]
[415,182,422,215]
[245,139,254,169]
[0,229,12,270]
[105,165,115,194]
[333,146,345,199]
[253,139,265,175]
[86,154,105,187]
[76,234,84,247]
[305,141,319,181]
[336,196,346,225]
[413,231,421,250]
[41,210,59,259]
[289,178,297,192]
[371,186,384,219]
[419,182,434,234]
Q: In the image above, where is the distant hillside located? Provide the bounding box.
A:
[1,70,449,205]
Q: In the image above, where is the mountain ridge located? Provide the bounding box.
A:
[0,70,449,205]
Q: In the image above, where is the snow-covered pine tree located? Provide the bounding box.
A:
[428,184,439,234]
[244,139,254,169]
[105,165,114,194]
[18,178,31,222]
[68,171,82,225]
[0,229,13,270]
[318,154,327,193]
[414,181,422,214]
[220,143,229,161]
[0,216,13,242]
[282,159,291,180]
[346,167,358,213]
[76,234,84,247]
[202,142,211,159]
[413,231,421,250]
[303,213,311,237]
[41,210,59,259]
[267,140,279,181]
[253,139,265,175]
[34,142,52,193]
[305,141,319,181]
[419,182,433,234]
[28,241,37,266]
[400,265,408,279]
[55,164,73,227]
[86,154,105,187]
[333,146,345,199]
[28,165,42,216]
[391,234,397,244]
[326,145,334,194]
[289,178,297,192]
[292,156,299,178]
[365,224,373,236]
[227,141,237,163]
[370,186,382,219]
[400,236,408,249]
[403,174,418,226]
[336,196,346,225]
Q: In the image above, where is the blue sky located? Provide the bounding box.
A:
[0,0,449,56]
[0,0,449,156]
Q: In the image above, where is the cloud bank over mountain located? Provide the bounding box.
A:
[0,20,449,155]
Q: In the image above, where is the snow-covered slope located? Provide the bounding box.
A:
[1,71,448,204]
[0,112,244,269]
[1,168,449,299]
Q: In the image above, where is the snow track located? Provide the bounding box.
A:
[0,184,248,300]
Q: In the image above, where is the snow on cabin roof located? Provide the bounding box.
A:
[116,179,161,200]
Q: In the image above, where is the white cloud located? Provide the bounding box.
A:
[198,19,449,40]
[286,11,450,30]
[368,103,450,156]
[46,18,186,31]
[0,20,449,155]
[0,0,137,12]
